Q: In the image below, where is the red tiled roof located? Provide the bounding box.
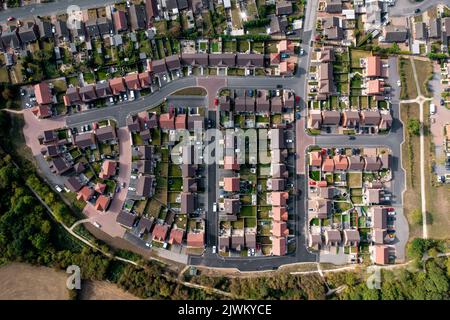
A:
[124,74,141,91]
[367,79,384,95]
[95,195,110,211]
[159,113,175,129]
[224,156,240,170]
[94,183,107,194]
[138,71,152,88]
[272,206,288,221]
[187,232,204,247]
[310,151,322,166]
[374,245,389,265]
[152,224,169,242]
[32,105,51,118]
[99,160,116,179]
[175,114,187,129]
[34,82,53,105]
[109,77,126,95]
[77,186,94,201]
[333,155,348,170]
[272,237,286,256]
[113,10,127,31]
[367,56,381,78]
[322,157,335,172]
[272,192,288,206]
[272,221,289,237]
[223,177,240,192]
[168,228,184,245]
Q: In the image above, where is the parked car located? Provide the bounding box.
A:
[93,222,101,228]
[349,136,356,140]
[212,246,217,254]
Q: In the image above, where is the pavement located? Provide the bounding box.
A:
[389,0,447,17]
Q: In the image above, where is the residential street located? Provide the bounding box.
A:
[390,0,447,17]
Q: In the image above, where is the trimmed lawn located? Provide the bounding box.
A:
[347,172,362,188]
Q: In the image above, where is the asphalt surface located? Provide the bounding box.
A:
[389,0,448,17]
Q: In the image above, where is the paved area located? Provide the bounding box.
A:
[390,0,446,17]
[196,77,227,110]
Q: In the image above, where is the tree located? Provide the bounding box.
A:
[407,119,420,136]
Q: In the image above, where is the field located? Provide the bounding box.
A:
[0,263,69,300]
[79,280,140,300]
[413,59,433,98]
[399,58,418,100]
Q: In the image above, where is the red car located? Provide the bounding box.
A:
[7,17,15,22]
[295,96,300,104]
[214,98,219,106]
[386,207,395,212]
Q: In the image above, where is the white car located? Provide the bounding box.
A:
[397,80,402,87]
[212,202,217,212]
[55,185,63,193]
[212,246,217,254]
[128,187,136,192]
[300,48,305,56]
[145,242,152,248]
[93,222,101,228]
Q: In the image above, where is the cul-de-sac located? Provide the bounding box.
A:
[0,0,449,301]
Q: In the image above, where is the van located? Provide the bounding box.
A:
[212,203,217,212]
[430,103,436,115]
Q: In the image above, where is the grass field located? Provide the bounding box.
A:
[412,59,433,97]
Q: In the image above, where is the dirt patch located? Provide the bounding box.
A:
[79,280,140,300]
[0,263,69,300]
[412,58,433,97]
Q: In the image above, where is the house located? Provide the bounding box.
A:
[270,15,288,35]
[271,96,283,113]
[134,160,153,174]
[383,26,408,42]
[342,110,360,128]
[65,176,83,192]
[74,133,96,150]
[42,130,57,145]
[272,237,286,256]
[309,233,322,250]
[186,232,204,247]
[181,53,209,67]
[321,110,341,126]
[113,10,128,32]
[175,114,187,129]
[367,79,384,95]
[270,178,286,191]
[371,207,387,229]
[34,82,53,105]
[271,163,289,179]
[325,229,341,246]
[308,199,331,219]
[95,82,112,97]
[183,177,197,193]
[85,19,100,37]
[54,20,69,41]
[182,164,197,177]
[272,221,289,238]
[96,17,113,35]
[168,228,184,245]
[245,233,256,249]
[324,26,344,41]
[99,160,117,179]
[373,245,389,265]
[361,110,381,127]
[137,216,153,236]
[373,228,387,245]
[18,23,39,44]
[237,53,264,68]
[343,229,360,246]
[64,87,81,106]
[124,74,141,91]
[35,18,52,39]
[231,235,245,251]
[116,211,137,229]
[271,192,289,206]
[224,198,240,215]
[79,85,97,102]
[366,56,382,78]
[96,126,117,144]
[77,186,94,201]
[271,149,288,163]
[348,156,365,171]
[219,96,231,112]
[187,115,204,131]
[224,156,240,170]
[308,110,323,129]
[136,175,154,198]
[333,155,348,171]
[309,151,322,167]
[152,224,169,242]
[380,153,390,170]
[270,129,285,150]
[94,182,106,194]
[325,0,342,13]
[322,157,335,172]
[414,22,427,40]
[109,77,127,95]
[151,59,168,75]
[95,195,111,212]
[317,187,335,199]
[223,177,240,192]
[128,4,147,31]
[32,105,52,119]
[276,1,292,15]
[429,18,441,39]
[181,192,195,214]
[256,90,270,113]
[318,63,334,97]
[159,113,175,130]
[1,29,21,50]
[165,54,181,72]
[364,156,382,171]
[219,236,230,252]
[209,53,236,67]
[379,112,393,130]
[320,47,335,63]
[283,91,295,109]
[272,206,288,221]
[365,188,381,204]
[138,72,152,88]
